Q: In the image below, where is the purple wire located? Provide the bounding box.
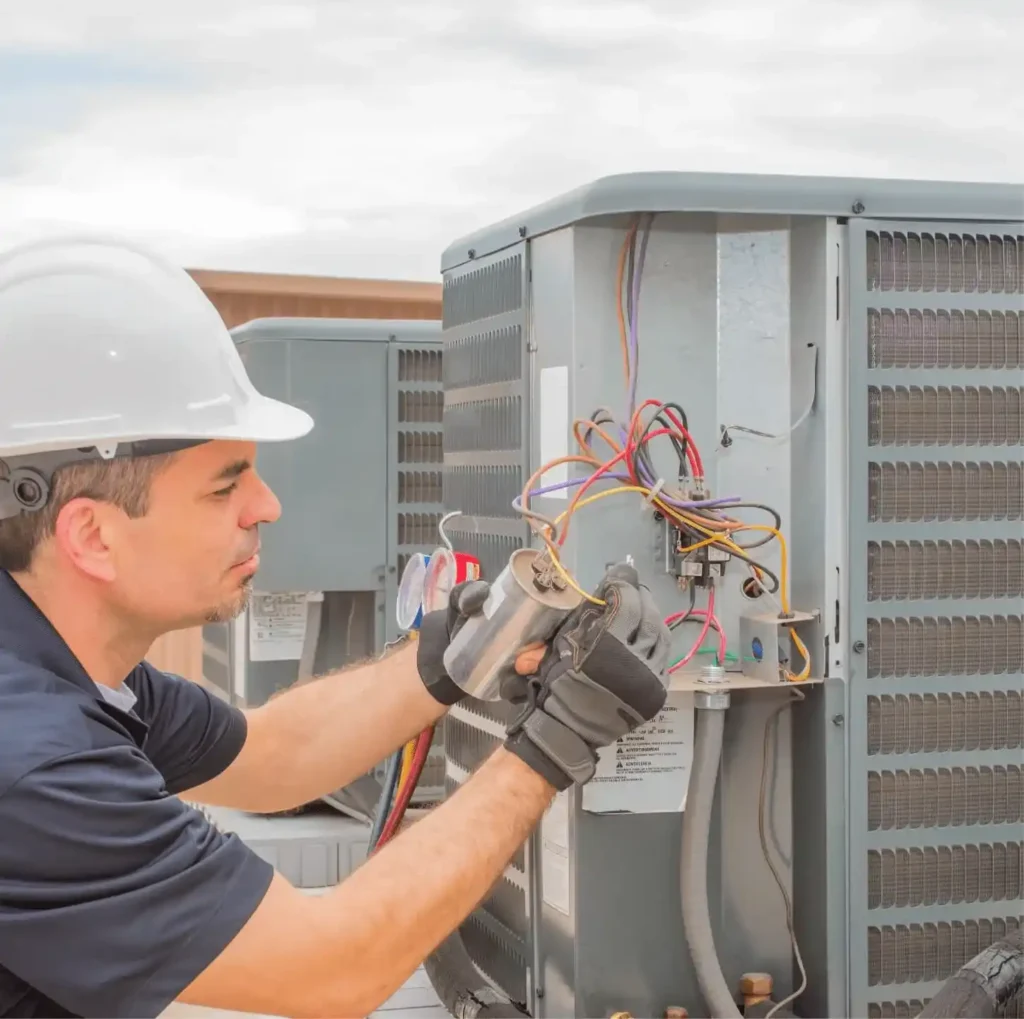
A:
[526,473,741,510]
[627,217,652,417]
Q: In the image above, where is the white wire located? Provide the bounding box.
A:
[761,692,809,1019]
[437,510,462,551]
[719,344,818,449]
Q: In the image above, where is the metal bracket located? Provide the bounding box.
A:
[738,609,818,683]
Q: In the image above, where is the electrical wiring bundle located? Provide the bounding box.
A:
[513,215,812,683]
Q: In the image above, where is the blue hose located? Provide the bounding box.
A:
[368,749,402,850]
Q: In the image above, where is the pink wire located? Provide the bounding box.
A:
[666,587,728,673]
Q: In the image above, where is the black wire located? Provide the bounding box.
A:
[669,583,698,629]
[713,502,784,550]
[629,402,691,488]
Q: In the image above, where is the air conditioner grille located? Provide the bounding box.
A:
[867,916,1020,987]
[398,389,443,424]
[866,615,1024,678]
[442,255,523,328]
[853,219,1024,1015]
[868,462,1023,522]
[397,430,443,464]
[868,386,1023,447]
[866,230,1023,294]
[867,692,1024,755]
[444,325,523,388]
[397,348,443,382]
[867,539,1023,600]
[867,843,1023,909]
[443,397,522,452]
[867,1000,929,1019]
[444,464,522,519]
[868,309,1021,369]
[445,714,503,775]
[460,914,529,1006]
[397,470,443,505]
[396,513,442,547]
[483,874,529,935]
[442,250,530,1003]
[867,766,1023,830]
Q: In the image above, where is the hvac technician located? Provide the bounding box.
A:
[0,237,672,1019]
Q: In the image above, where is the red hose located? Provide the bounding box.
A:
[374,726,434,850]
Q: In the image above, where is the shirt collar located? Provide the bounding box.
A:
[0,569,149,746]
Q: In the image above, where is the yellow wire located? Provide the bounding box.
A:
[680,518,810,681]
[567,490,812,682]
[545,485,656,607]
[530,477,814,682]
[398,741,414,791]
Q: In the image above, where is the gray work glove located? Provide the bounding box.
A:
[503,562,671,790]
[416,580,491,705]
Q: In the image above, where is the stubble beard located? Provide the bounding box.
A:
[203,576,254,624]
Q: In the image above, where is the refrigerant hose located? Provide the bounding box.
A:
[680,700,742,1019]
[918,931,1024,1018]
[423,929,528,1018]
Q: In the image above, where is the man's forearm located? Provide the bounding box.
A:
[179,748,555,1018]
[188,641,445,812]
[317,748,554,1014]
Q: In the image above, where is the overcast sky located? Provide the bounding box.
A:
[1,0,1020,280]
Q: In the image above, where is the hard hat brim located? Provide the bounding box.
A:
[0,396,315,458]
[215,394,316,444]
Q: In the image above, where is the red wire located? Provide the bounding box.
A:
[626,401,702,479]
[374,726,434,850]
[667,587,726,674]
[557,448,627,547]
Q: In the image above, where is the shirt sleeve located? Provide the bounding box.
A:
[128,662,248,794]
[0,745,274,1018]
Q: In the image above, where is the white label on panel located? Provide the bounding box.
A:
[249,592,314,662]
[538,365,570,499]
[231,614,247,699]
[540,788,571,915]
[582,691,695,814]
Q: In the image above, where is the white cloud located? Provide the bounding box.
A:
[1,0,1021,280]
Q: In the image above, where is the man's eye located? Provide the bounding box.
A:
[213,483,238,497]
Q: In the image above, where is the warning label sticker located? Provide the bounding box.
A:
[581,690,695,815]
[249,592,316,662]
[540,789,571,916]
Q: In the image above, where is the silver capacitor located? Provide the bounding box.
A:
[442,547,583,701]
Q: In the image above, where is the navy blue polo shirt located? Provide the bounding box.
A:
[0,570,274,1018]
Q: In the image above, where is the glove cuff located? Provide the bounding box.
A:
[423,672,465,706]
[416,610,466,706]
[504,712,597,790]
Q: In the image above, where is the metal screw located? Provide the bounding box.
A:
[853,640,866,653]
[519,225,528,238]
[467,248,476,259]
[852,201,865,215]
[832,714,845,727]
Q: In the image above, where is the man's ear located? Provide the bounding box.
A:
[52,498,117,582]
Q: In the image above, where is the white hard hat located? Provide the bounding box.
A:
[0,234,314,519]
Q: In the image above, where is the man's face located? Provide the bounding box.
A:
[103,440,281,629]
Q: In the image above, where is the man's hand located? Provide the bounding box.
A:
[502,562,671,790]
[416,579,491,705]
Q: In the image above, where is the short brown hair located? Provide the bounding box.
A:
[0,454,173,573]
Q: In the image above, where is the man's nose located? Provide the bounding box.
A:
[241,471,282,527]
